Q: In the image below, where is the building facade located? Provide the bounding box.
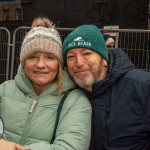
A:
[22,0,148,29]
[0,0,149,31]
[0,0,22,22]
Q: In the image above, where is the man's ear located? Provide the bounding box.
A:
[103,58,108,68]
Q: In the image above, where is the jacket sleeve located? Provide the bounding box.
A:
[144,80,150,131]
[135,76,150,132]
[25,89,92,150]
[0,83,3,112]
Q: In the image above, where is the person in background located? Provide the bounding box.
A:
[103,34,115,49]
[0,17,91,150]
[63,24,150,150]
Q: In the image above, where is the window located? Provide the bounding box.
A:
[16,8,22,21]
[3,9,10,21]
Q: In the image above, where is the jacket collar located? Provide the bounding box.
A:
[14,65,75,96]
[91,48,135,96]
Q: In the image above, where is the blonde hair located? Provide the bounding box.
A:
[56,62,64,95]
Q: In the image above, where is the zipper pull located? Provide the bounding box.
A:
[29,100,37,113]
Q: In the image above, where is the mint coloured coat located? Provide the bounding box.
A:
[0,65,92,150]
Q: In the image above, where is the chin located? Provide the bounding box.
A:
[75,78,92,88]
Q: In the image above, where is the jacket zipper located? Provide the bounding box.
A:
[29,100,38,113]
[19,97,38,145]
[104,108,110,146]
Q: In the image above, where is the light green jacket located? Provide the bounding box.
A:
[0,65,91,150]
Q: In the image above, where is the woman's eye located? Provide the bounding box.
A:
[28,55,37,59]
[47,55,55,60]
[48,56,54,59]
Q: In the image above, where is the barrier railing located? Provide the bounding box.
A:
[0,27,150,83]
[0,27,11,83]
[10,27,31,79]
[101,29,150,71]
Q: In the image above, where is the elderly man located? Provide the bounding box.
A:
[63,25,150,150]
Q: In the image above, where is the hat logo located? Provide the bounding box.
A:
[68,37,91,47]
[73,37,84,42]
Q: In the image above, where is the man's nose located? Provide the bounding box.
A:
[76,55,85,67]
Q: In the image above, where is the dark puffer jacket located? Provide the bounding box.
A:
[87,48,150,150]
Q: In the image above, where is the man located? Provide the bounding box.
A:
[63,25,150,150]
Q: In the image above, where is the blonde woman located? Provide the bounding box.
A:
[0,17,91,150]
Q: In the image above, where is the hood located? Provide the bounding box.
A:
[92,48,136,95]
[15,65,75,96]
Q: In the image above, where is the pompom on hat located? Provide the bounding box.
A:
[63,25,109,62]
[20,17,63,66]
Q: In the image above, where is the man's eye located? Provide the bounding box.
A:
[83,52,91,56]
[67,55,75,59]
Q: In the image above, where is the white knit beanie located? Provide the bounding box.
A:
[105,37,115,46]
[20,26,63,66]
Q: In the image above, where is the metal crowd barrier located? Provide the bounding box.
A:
[0,27,11,83]
[10,27,31,79]
[101,29,150,71]
[0,27,150,84]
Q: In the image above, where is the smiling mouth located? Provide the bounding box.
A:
[75,70,90,76]
[75,69,89,73]
[34,71,48,74]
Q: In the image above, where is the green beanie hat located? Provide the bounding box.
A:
[63,25,109,62]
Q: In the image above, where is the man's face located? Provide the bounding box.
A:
[67,48,108,91]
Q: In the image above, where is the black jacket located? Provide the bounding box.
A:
[86,49,150,150]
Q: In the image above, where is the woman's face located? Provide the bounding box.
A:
[24,52,59,92]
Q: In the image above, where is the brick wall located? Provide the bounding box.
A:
[0,3,21,21]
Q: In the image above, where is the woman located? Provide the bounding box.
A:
[0,17,91,150]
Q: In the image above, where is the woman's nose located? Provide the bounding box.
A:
[36,58,46,68]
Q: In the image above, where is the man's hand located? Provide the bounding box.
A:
[0,139,30,150]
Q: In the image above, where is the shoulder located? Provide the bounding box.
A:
[64,88,91,110]
[62,70,76,91]
[124,69,150,85]
[0,80,17,100]
[122,69,150,101]
[0,80,16,91]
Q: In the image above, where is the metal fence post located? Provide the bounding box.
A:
[0,27,11,83]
